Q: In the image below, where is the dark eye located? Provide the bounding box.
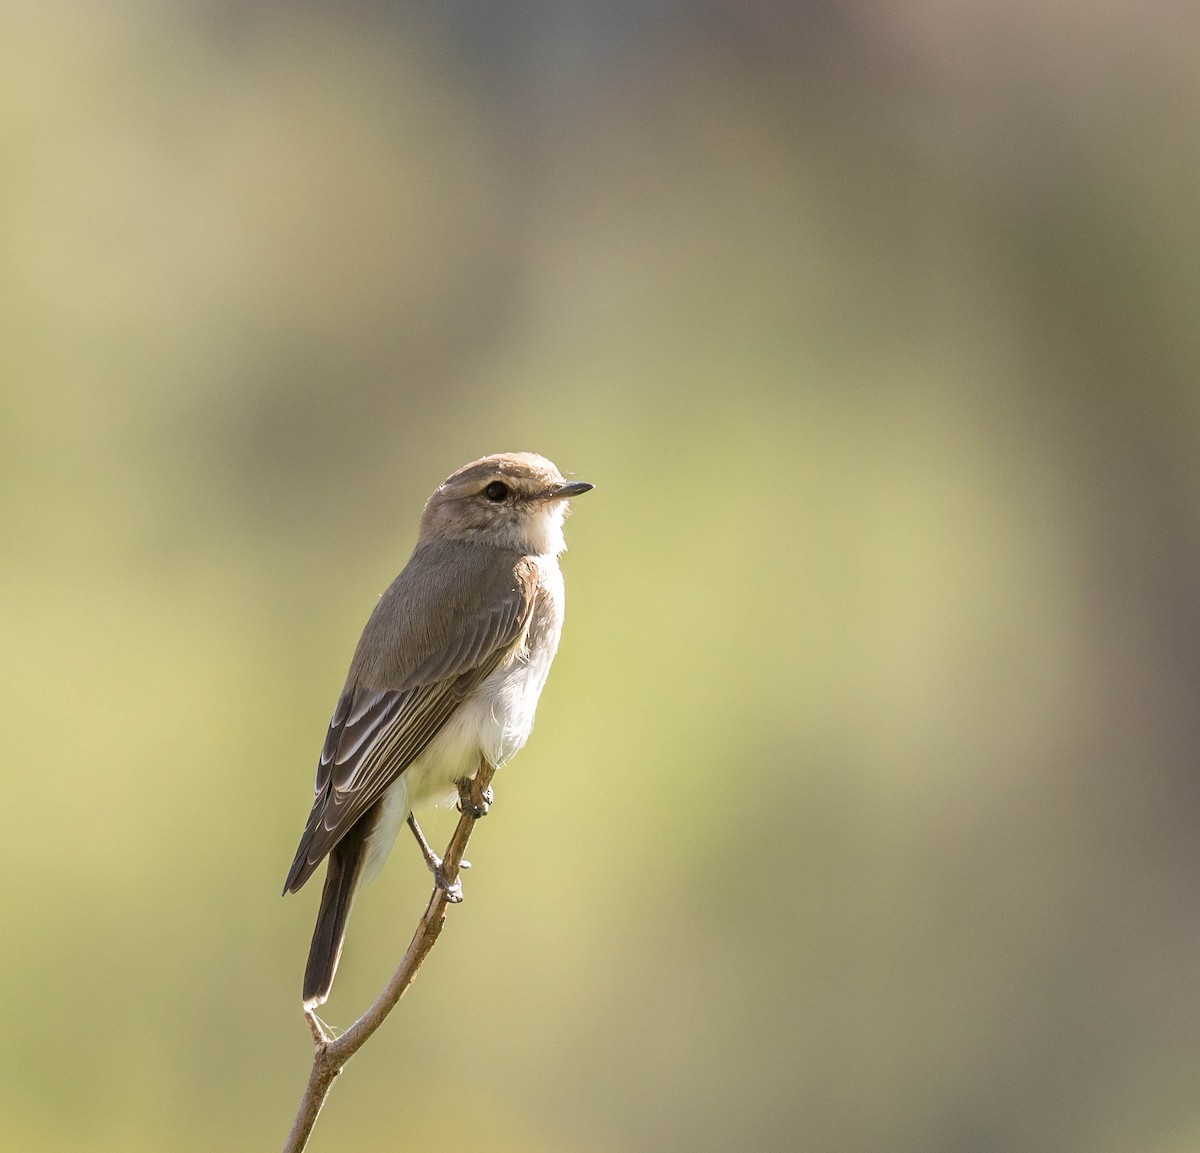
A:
[484,481,509,502]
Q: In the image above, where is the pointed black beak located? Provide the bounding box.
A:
[546,481,594,500]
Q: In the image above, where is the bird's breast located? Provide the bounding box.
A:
[360,560,566,884]
[466,559,565,768]
[405,558,564,808]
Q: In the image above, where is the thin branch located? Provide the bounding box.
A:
[282,759,497,1153]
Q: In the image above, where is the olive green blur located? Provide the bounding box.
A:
[3,3,1199,1152]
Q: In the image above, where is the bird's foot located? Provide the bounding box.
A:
[434,865,464,903]
[409,811,470,900]
[457,778,493,819]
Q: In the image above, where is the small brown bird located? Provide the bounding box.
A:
[283,453,592,1007]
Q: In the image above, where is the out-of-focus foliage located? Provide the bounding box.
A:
[3,2,1199,1151]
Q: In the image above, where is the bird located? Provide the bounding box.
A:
[283,452,592,1007]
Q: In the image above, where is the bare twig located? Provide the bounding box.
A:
[282,760,497,1153]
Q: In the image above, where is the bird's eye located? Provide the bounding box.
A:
[484,481,509,502]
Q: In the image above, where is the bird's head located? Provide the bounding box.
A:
[418,452,593,555]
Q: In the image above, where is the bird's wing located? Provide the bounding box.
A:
[283,555,537,893]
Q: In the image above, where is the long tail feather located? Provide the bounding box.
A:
[302,818,370,1007]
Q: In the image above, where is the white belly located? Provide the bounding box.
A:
[360,612,561,886]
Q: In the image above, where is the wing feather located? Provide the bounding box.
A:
[283,551,537,893]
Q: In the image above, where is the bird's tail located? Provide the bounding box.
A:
[302,823,369,1008]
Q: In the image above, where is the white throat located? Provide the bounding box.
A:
[522,503,568,556]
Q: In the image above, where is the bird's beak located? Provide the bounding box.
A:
[545,481,594,500]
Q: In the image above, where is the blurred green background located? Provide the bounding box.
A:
[4,2,1200,1151]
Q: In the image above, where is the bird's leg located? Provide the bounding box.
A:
[456,773,494,819]
[406,812,463,903]
[406,812,441,872]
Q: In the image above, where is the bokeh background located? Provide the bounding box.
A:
[4,2,1200,1151]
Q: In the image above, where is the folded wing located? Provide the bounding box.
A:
[283,554,537,893]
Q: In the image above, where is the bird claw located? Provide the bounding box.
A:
[434,865,464,903]
[457,780,493,819]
